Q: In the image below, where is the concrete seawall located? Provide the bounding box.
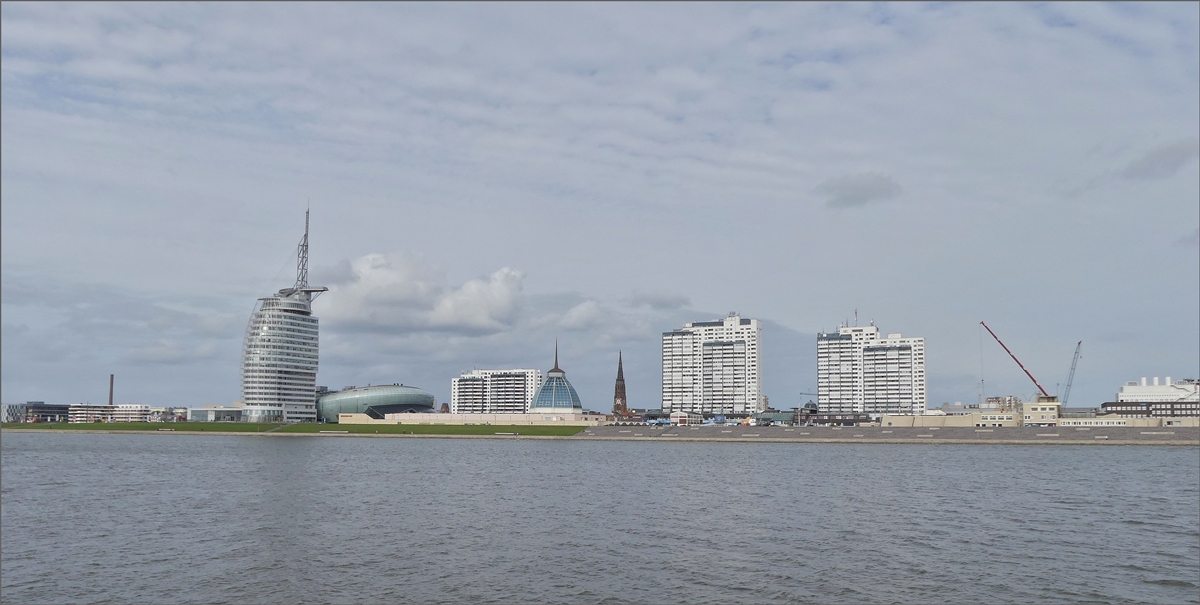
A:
[4,425,1198,445]
[575,425,1200,445]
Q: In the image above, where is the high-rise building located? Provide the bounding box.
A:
[240,211,328,422]
[612,351,628,416]
[451,369,543,413]
[662,313,763,415]
[817,324,925,416]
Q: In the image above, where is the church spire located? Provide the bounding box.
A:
[612,350,628,417]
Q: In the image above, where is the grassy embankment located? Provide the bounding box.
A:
[2,422,586,437]
[1,422,282,432]
[277,423,586,436]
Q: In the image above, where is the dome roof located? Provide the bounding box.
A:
[529,372,583,411]
[529,344,582,411]
[318,384,435,422]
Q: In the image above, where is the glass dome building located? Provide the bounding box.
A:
[528,346,583,412]
[318,384,436,422]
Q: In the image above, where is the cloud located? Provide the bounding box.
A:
[0,322,74,363]
[629,292,690,310]
[195,313,238,337]
[814,172,901,208]
[316,253,524,334]
[428,269,524,331]
[1119,139,1200,180]
[1,272,250,392]
[310,259,356,286]
[559,300,608,331]
[125,339,217,365]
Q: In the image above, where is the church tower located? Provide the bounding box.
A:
[612,351,628,417]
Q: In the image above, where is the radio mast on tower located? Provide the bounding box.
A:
[296,209,310,289]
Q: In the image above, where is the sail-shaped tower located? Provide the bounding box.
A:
[241,211,328,422]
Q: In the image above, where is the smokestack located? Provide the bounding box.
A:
[1153,377,1160,386]
[1166,376,1172,386]
[1141,377,1147,387]
[108,374,114,406]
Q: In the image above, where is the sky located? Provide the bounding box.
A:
[2,2,1198,412]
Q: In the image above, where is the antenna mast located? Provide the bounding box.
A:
[296,209,310,289]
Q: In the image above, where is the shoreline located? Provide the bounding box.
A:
[4,427,1197,445]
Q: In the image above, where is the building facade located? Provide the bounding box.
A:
[337,411,606,425]
[1104,378,1200,418]
[188,405,284,423]
[450,369,542,414]
[68,404,151,423]
[662,314,763,415]
[1021,400,1061,426]
[817,324,926,416]
[1101,401,1200,418]
[1114,377,1199,403]
[3,402,70,423]
[240,211,327,422]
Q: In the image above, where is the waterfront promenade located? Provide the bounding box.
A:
[576,424,1200,445]
[4,424,1197,445]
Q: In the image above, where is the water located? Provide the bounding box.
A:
[2,433,1197,604]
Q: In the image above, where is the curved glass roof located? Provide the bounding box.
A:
[529,371,582,411]
[318,384,435,422]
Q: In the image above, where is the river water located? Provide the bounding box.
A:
[2,433,1197,604]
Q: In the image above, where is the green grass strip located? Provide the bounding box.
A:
[278,423,586,436]
[1,422,284,432]
[3,422,586,437]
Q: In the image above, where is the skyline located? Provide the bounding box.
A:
[2,3,1198,410]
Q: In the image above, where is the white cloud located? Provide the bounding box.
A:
[428,268,523,331]
[559,300,607,331]
[316,253,523,335]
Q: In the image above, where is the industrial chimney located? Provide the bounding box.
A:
[108,374,114,406]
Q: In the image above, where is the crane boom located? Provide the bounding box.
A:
[1062,341,1082,405]
[980,321,1050,398]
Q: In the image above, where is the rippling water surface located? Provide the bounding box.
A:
[2,433,1197,604]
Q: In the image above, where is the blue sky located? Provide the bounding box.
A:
[2,2,1197,410]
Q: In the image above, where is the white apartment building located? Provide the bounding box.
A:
[662,314,763,415]
[451,369,543,414]
[817,324,926,416]
[68,404,151,423]
[1115,377,1199,402]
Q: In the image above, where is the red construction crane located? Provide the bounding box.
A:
[980,321,1050,398]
